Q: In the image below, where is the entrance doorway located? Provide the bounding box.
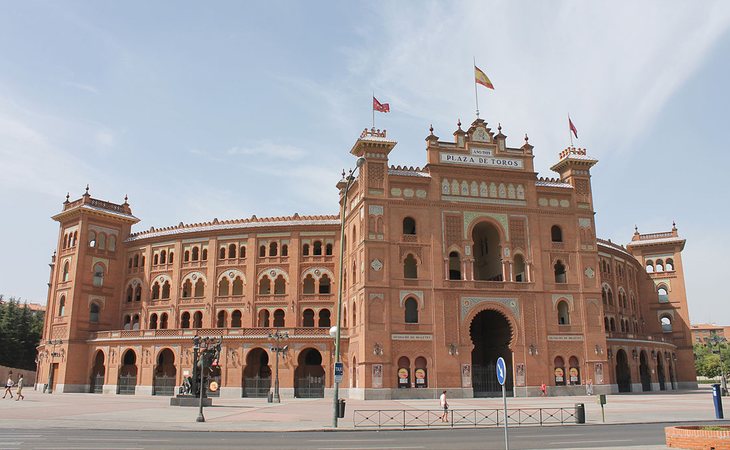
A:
[89,350,105,394]
[153,349,176,396]
[295,348,324,398]
[118,350,137,395]
[639,351,652,392]
[470,309,512,397]
[656,353,666,391]
[615,349,632,392]
[243,348,272,398]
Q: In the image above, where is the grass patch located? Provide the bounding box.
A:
[699,426,728,431]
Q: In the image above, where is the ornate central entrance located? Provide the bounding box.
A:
[470,309,513,397]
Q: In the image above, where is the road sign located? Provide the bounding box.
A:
[496,357,506,386]
[334,362,344,383]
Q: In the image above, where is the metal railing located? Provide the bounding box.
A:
[353,408,578,429]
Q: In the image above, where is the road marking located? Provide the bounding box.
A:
[73,438,171,442]
[308,440,396,442]
[318,447,424,450]
[552,440,633,445]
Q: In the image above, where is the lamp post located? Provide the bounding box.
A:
[193,335,206,422]
[45,339,62,394]
[333,156,366,428]
[268,330,289,403]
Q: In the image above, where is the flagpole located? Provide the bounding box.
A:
[568,114,573,147]
[473,57,480,119]
[372,92,375,129]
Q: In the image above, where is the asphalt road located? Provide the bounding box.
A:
[0,422,716,450]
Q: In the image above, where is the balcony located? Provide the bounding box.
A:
[89,327,342,341]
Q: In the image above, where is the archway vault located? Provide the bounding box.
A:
[468,308,516,397]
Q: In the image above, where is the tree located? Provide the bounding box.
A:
[0,295,45,371]
[694,341,730,378]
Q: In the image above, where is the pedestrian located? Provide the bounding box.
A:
[540,382,547,397]
[586,378,594,395]
[3,372,14,399]
[439,390,449,423]
[15,374,24,401]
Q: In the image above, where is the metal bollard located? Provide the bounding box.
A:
[712,384,724,419]
[575,403,586,424]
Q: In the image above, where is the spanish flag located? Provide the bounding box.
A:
[474,66,494,90]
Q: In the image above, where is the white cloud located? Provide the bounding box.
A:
[64,81,100,94]
[227,140,307,161]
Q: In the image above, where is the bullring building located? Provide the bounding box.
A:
[38,117,697,398]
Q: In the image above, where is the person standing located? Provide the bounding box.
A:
[586,378,594,395]
[439,390,449,423]
[540,382,547,397]
[15,374,24,401]
[3,372,14,399]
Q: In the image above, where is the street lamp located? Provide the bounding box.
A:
[268,330,289,403]
[45,339,63,394]
[193,335,222,423]
[333,156,366,428]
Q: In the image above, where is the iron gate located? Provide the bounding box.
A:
[90,374,104,394]
[472,364,512,397]
[243,376,271,398]
[295,375,324,398]
[153,375,176,396]
[117,374,137,395]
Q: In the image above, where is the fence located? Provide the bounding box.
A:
[353,407,579,429]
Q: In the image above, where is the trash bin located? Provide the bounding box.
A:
[338,399,346,418]
[267,392,273,403]
[575,403,585,424]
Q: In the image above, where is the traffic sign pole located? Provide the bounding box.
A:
[496,357,509,450]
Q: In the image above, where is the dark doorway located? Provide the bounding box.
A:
[470,309,512,397]
[472,222,503,281]
[295,348,325,398]
[615,349,632,392]
[656,354,666,391]
[639,351,652,392]
[118,350,137,395]
[153,349,176,396]
[243,348,271,398]
[89,350,105,394]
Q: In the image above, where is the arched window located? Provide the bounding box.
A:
[184,250,190,262]
[604,316,609,331]
[97,233,106,250]
[281,244,288,257]
[160,313,168,329]
[352,301,357,326]
[259,245,266,257]
[657,286,669,303]
[302,243,310,256]
[63,234,68,249]
[645,260,654,273]
[88,231,97,248]
[218,278,230,296]
[62,261,70,282]
[568,356,581,385]
[132,314,140,330]
[58,295,65,316]
[123,315,131,330]
[193,311,203,328]
[258,310,270,327]
[303,309,315,327]
[554,356,566,386]
[194,279,205,297]
[89,302,100,323]
[303,274,315,294]
[318,309,331,327]
[128,258,133,269]
[607,288,614,306]
[554,260,566,283]
[656,259,664,272]
[232,277,244,296]
[666,258,674,271]
[259,276,271,295]
[72,231,77,247]
[133,254,139,267]
[240,246,246,258]
[319,274,331,294]
[403,254,418,279]
[274,275,286,295]
[398,356,411,388]
[160,250,167,265]
[217,310,227,328]
[551,225,563,243]
[325,243,333,256]
[403,217,416,235]
[620,319,626,332]
[180,312,190,329]
[229,244,237,259]
[273,309,285,327]
[472,222,502,281]
[169,251,173,264]
[661,315,672,333]
[557,301,570,325]
[449,251,462,280]
[108,235,116,251]
[126,286,133,302]
[404,297,419,323]
[202,248,207,260]
[149,313,158,330]
[269,242,278,257]
[93,263,105,287]
[191,247,199,261]
[152,282,160,300]
[134,285,142,302]
[153,254,160,266]
[219,247,226,260]
[414,356,428,388]
[161,281,170,299]
[513,253,526,282]
[141,255,145,267]
[610,317,616,332]
[313,241,322,256]
[182,280,192,298]
[231,310,242,328]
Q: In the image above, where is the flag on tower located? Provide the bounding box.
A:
[373,97,390,113]
[474,66,494,90]
[569,117,578,139]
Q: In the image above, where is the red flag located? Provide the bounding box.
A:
[373,97,390,113]
[569,117,578,139]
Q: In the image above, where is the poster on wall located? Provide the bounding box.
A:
[414,368,427,388]
[595,362,604,384]
[461,364,472,388]
[372,364,383,388]
[516,363,525,387]
[398,368,410,388]
[554,367,565,385]
[569,367,580,385]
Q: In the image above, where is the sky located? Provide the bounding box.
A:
[1,1,729,324]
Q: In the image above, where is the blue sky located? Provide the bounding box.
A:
[1,1,729,325]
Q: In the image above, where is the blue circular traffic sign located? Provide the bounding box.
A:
[496,357,506,386]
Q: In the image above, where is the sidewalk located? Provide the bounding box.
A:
[0,387,726,432]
